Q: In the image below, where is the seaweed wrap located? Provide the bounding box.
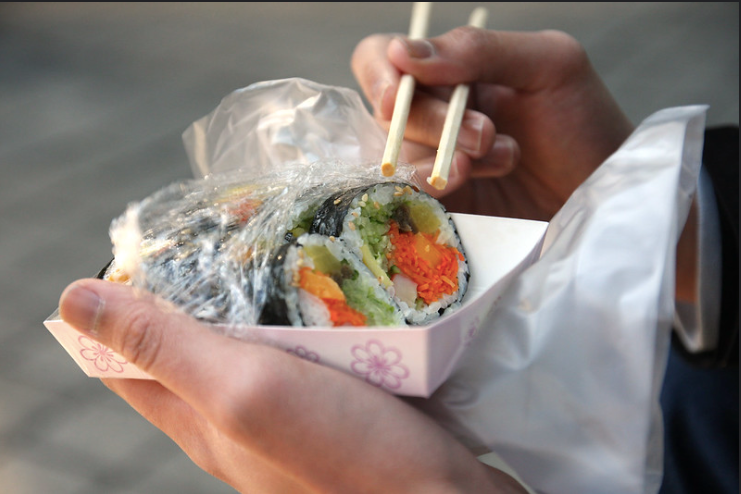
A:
[107,175,275,324]
[310,182,469,325]
[258,233,406,327]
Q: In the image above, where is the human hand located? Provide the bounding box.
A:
[352,27,635,220]
[58,278,529,493]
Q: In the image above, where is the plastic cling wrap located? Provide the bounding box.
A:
[108,79,473,332]
[106,161,443,331]
[182,78,390,179]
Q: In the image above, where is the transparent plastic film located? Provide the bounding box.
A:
[108,159,418,332]
[103,78,481,334]
[182,78,391,179]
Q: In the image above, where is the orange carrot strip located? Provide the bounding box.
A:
[323,298,367,326]
[298,267,366,326]
[387,221,461,304]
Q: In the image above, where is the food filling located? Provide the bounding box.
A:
[386,221,463,305]
[298,267,366,326]
[353,194,462,307]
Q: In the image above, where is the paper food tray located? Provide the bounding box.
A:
[45,213,548,397]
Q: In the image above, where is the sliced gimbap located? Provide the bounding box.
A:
[311,182,469,324]
[258,233,406,327]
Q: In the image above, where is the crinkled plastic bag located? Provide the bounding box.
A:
[182,78,390,178]
[410,105,708,494]
[177,79,704,493]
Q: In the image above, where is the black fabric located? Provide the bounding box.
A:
[660,125,739,494]
[674,125,739,368]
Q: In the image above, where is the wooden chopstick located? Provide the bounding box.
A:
[427,7,489,190]
[381,2,432,177]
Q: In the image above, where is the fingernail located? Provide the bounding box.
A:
[394,36,435,59]
[491,135,518,165]
[60,283,104,335]
[457,114,485,154]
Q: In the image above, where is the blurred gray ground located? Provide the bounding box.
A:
[0,2,737,493]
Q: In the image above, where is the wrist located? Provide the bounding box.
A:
[675,197,698,303]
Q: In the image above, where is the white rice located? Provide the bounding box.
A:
[337,183,470,325]
[282,233,406,327]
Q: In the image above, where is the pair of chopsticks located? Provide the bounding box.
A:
[381,3,489,191]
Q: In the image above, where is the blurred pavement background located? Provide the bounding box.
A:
[0,3,737,493]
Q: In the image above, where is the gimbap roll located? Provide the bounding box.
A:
[258,233,406,327]
[310,182,469,325]
[107,177,271,324]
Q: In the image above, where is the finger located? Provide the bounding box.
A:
[102,378,197,435]
[101,379,222,476]
[351,33,402,119]
[403,90,496,159]
[58,279,263,410]
[352,33,497,159]
[374,88,496,162]
[388,28,588,91]
[409,132,518,197]
[412,150,473,199]
[102,378,315,492]
[470,134,520,179]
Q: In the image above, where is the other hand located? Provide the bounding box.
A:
[59,278,529,493]
[352,27,634,220]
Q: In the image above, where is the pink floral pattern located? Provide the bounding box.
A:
[463,316,482,347]
[78,335,127,373]
[350,340,409,389]
[287,345,320,363]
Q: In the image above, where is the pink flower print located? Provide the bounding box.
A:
[78,335,127,373]
[350,340,409,390]
[463,316,482,347]
[287,345,320,363]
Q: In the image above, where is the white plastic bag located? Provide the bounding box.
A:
[181,78,707,494]
[411,105,708,494]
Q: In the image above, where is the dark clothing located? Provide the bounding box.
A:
[660,125,739,494]
[660,350,739,494]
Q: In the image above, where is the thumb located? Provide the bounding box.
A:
[388,28,581,92]
[58,278,236,389]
